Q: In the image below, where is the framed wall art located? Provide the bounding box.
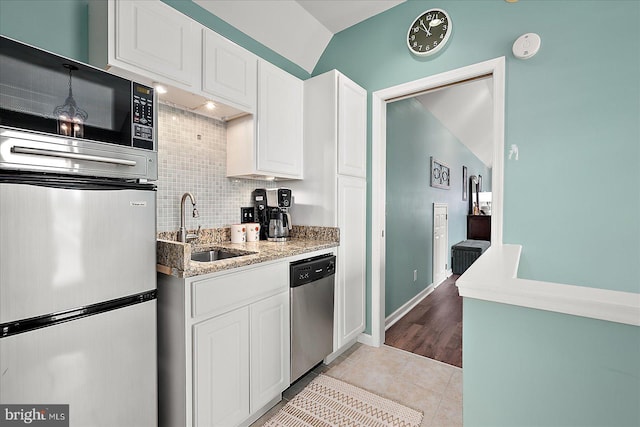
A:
[462,166,468,200]
[430,157,450,189]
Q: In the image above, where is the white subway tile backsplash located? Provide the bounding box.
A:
[156,103,273,232]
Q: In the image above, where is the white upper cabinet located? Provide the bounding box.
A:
[202,28,257,113]
[226,60,303,180]
[89,0,199,90]
[90,0,303,180]
[89,0,256,118]
[288,70,367,225]
[257,60,303,178]
[338,77,367,178]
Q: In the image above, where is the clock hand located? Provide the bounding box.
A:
[420,21,432,36]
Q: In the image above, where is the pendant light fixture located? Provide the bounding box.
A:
[53,64,88,138]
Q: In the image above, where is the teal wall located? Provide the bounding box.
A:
[0,0,90,62]
[313,0,640,326]
[313,1,640,425]
[464,299,640,427]
[386,98,489,316]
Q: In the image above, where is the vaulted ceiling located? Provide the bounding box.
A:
[193,0,405,73]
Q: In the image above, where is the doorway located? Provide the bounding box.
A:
[370,57,506,347]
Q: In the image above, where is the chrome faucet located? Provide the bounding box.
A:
[179,192,199,243]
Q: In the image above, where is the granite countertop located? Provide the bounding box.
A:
[157,226,339,278]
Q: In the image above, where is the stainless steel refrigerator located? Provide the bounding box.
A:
[0,172,158,426]
[0,137,159,426]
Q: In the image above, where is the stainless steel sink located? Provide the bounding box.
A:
[191,249,255,262]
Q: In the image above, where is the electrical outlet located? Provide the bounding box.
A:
[413,270,417,282]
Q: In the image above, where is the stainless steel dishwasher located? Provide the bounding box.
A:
[290,254,336,383]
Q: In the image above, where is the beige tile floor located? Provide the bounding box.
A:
[252,343,462,427]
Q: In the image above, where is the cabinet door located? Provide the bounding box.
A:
[336,176,366,348]
[338,75,367,178]
[250,291,290,411]
[115,0,197,87]
[257,60,303,178]
[202,29,257,112]
[194,307,250,427]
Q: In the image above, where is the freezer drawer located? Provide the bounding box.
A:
[0,301,157,427]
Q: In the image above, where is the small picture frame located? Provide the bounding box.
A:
[462,166,468,200]
[430,157,450,190]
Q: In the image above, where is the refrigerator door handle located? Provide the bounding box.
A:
[12,145,138,167]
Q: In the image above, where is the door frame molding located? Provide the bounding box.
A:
[371,57,506,346]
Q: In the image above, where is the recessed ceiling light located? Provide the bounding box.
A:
[153,83,167,94]
[205,101,216,110]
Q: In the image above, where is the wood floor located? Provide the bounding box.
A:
[385,275,462,368]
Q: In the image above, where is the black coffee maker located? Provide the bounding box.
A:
[252,188,292,241]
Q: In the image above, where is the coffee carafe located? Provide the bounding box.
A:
[268,208,290,240]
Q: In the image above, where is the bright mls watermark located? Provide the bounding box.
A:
[0,405,68,427]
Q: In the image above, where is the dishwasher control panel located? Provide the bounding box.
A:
[290,254,336,287]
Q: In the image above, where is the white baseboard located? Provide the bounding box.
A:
[357,332,376,347]
[384,284,434,330]
[324,337,359,364]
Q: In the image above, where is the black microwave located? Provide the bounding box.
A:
[0,36,156,151]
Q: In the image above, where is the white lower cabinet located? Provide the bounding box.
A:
[158,261,290,427]
[336,176,366,348]
[194,291,289,426]
[194,307,250,426]
[250,292,290,411]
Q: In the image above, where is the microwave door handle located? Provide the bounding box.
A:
[11,146,137,167]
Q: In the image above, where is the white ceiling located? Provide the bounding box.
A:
[193,0,404,73]
[415,78,494,167]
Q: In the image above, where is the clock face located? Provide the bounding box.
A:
[407,9,452,56]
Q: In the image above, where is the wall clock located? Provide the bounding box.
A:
[407,8,452,56]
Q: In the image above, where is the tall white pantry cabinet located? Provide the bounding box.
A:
[289,70,367,354]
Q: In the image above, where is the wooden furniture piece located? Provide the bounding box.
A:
[467,215,491,241]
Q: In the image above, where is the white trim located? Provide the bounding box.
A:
[371,57,506,347]
[356,333,376,347]
[324,337,359,364]
[456,245,640,326]
[385,284,434,330]
[370,90,386,347]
